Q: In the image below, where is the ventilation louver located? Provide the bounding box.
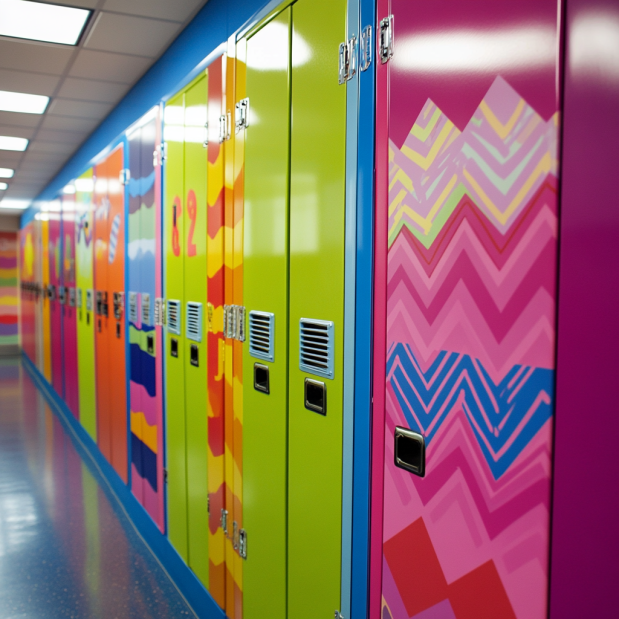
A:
[186,302,203,342]
[142,293,151,326]
[299,318,334,379]
[128,292,138,323]
[249,311,274,362]
[167,300,181,335]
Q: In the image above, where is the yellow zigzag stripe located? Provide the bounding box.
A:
[479,98,525,140]
[207,227,225,277]
[130,411,158,454]
[463,151,552,226]
[402,120,458,171]
[389,174,459,237]
[207,152,224,207]
[410,106,442,142]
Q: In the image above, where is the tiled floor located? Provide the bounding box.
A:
[0,356,195,619]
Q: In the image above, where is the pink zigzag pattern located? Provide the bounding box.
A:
[383,76,558,619]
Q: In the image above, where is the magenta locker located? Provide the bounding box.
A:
[62,193,80,419]
[371,1,561,618]
[48,199,64,400]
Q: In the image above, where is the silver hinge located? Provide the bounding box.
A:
[223,305,246,341]
[233,521,239,551]
[203,122,209,148]
[239,528,247,559]
[360,25,372,71]
[153,143,168,166]
[235,98,249,133]
[119,168,131,185]
[335,612,344,619]
[154,297,166,326]
[221,508,229,536]
[338,36,357,84]
[379,15,394,64]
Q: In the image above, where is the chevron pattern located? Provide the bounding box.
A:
[382,77,557,619]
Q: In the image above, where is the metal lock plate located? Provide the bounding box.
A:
[379,15,394,64]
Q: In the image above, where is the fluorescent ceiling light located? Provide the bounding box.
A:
[0,168,14,178]
[63,185,76,194]
[0,198,30,209]
[0,136,28,151]
[0,90,49,114]
[0,0,91,46]
[75,178,93,192]
[0,182,7,190]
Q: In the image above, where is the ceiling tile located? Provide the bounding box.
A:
[56,77,129,104]
[40,115,100,133]
[47,98,113,119]
[36,129,87,145]
[0,39,74,75]
[0,125,36,140]
[0,68,60,96]
[29,141,79,155]
[69,49,152,84]
[45,0,98,7]
[0,111,42,129]
[84,12,180,58]
[102,0,206,23]
[0,152,23,167]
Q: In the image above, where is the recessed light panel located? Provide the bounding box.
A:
[0,136,28,151]
[0,182,7,190]
[0,90,49,114]
[0,168,14,178]
[0,0,91,46]
[0,198,30,210]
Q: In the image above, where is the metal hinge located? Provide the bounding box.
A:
[119,168,131,186]
[221,508,229,536]
[153,143,168,167]
[164,468,168,483]
[235,98,249,133]
[203,122,209,148]
[154,297,166,326]
[379,15,394,63]
[223,305,246,341]
[335,612,344,619]
[338,36,357,84]
[360,25,372,71]
[219,113,231,143]
[239,527,247,559]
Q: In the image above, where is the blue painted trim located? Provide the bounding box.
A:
[21,352,225,619]
[341,0,360,617]
[350,0,376,617]
[21,0,279,228]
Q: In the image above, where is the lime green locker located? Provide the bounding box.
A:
[164,90,188,560]
[183,75,209,586]
[241,9,292,619]
[288,0,347,616]
[75,168,97,440]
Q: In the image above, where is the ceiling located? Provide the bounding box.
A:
[0,0,209,214]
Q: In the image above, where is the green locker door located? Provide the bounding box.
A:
[243,8,292,619]
[242,8,292,619]
[164,91,188,560]
[288,0,347,616]
[183,75,210,586]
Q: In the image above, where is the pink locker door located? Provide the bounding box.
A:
[371,2,562,618]
[48,201,64,399]
[62,193,80,419]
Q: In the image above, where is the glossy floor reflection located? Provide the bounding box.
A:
[0,357,194,619]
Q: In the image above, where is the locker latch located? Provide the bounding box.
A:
[219,114,231,143]
[235,98,249,133]
[68,287,76,307]
[58,285,66,305]
[335,612,344,619]
[235,524,247,560]
[379,15,394,64]
[154,297,166,326]
[119,168,131,186]
[223,305,246,342]
[338,36,357,84]
[360,25,372,71]
[153,143,167,166]
[113,292,124,320]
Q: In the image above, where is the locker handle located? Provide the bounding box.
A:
[147,335,154,355]
[305,378,326,415]
[170,337,178,358]
[190,344,199,367]
[394,427,425,477]
[254,363,270,394]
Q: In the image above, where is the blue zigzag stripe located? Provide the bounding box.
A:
[387,343,554,479]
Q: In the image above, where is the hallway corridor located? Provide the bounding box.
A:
[0,356,194,619]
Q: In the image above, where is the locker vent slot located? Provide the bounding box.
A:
[249,311,274,362]
[186,302,203,342]
[129,292,138,323]
[299,318,334,379]
[142,293,151,326]
[168,300,181,335]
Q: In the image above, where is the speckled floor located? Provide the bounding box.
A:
[0,356,195,619]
